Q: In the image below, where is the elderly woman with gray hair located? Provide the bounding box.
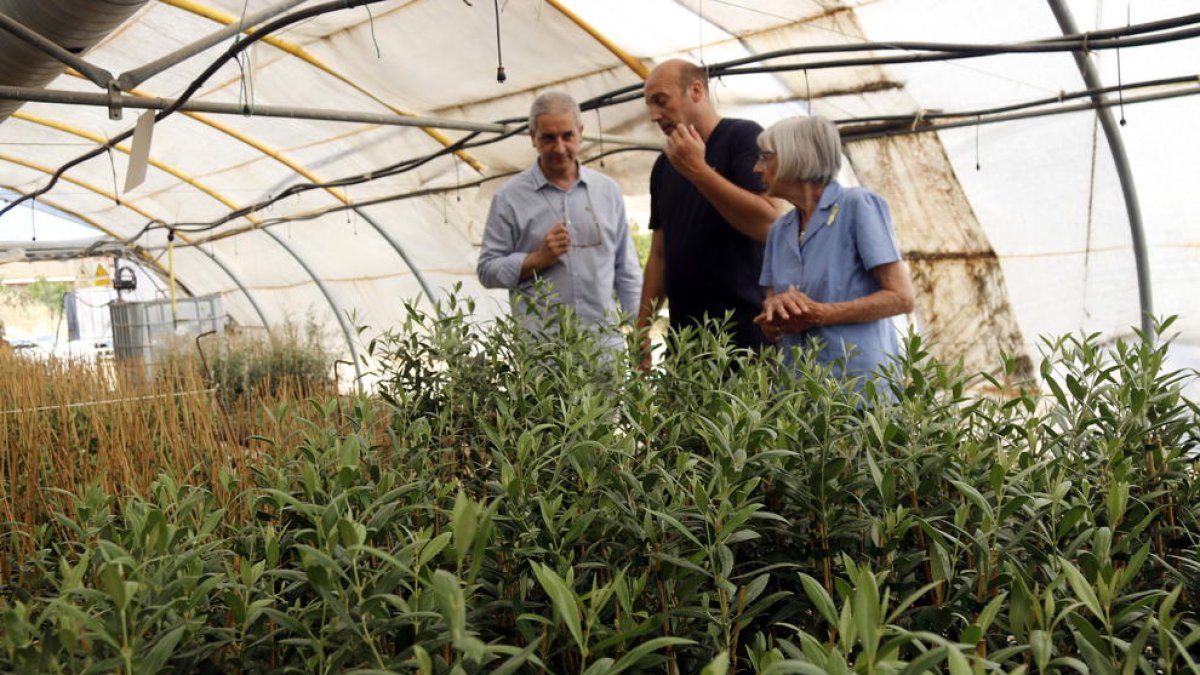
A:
[752,115,916,386]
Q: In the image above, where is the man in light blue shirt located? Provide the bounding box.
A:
[477,92,642,348]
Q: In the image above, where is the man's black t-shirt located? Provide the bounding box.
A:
[649,117,767,350]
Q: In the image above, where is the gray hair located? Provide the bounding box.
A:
[528,91,582,135]
[758,115,842,185]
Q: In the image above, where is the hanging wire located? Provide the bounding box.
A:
[454,156,462,202]
[137,70,1200,241]
[365,4,382,58]
[0,0,395,219]
[1117,1,1129,125]
[236,0,254,115]
[12,7,1200,240]
[29,198,36,241]
[236,46,255,115]
[1082,111,1101,322]
[167,227,178,325]
[493,0,506,82]
[105,147,119,203]
[974,115,981,170]
[594,108,606,168]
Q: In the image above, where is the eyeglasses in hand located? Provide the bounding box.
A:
[543,186,604,249]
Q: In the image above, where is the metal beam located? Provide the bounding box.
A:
[545,0,649,79]
[167,101,440,306]
[11,111,365,377]
[159,0,490,173]
[0,152,273,330]
[0,188,196,297]
[0,84,656,146]
[1046,0,1155,343]
[0,12,114,89]
[117,0,307,90]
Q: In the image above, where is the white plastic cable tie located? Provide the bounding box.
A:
[911,108,926,131]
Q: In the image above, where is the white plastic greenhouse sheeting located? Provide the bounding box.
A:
[0,0,1197,379]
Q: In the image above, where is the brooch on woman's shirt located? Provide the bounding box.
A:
[800,204,840,246]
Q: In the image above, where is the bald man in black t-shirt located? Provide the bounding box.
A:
[636,59,781,368]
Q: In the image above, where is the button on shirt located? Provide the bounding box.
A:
[759,181,903,382]
[477,162,642,334]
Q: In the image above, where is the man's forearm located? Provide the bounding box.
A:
[687,165,778,242]
[637,255,666,330]
[519,249,548,282]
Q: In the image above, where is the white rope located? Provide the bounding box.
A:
[911,108,927,131]
[0,387,217,416]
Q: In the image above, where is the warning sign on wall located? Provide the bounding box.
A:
[94,264,110,287]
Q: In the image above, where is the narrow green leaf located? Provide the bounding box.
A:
[608,636,694,675]
[898,647,949,675]
[700,650,729,675]
[488,637,543,675]
[530,562,584,654]
[1059,557,1106,626]
[452,491,479,568]
[798,573,838,626]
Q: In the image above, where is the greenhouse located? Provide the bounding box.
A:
[0,0,1198,672]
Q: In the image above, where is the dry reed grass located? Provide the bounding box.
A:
[0,348,369,575]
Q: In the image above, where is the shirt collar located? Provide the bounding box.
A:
[531,160,586,190]
[816,180,843,213]
[798,181,843,246]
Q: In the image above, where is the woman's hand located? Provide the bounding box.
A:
[755,286,826,333]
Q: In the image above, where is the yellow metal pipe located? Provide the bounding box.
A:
[171,106,349,204]
[158,0,485,172]
[2,152,158,223]
[544,0,649,80]
[14,111,262,218]
[0,152,276,327]
[0,160,173,281]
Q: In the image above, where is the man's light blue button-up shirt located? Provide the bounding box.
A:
[477,161,642,335]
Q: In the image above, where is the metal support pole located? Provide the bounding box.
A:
[116,0,307,90]
[0,85,659,147]
[353,209,439,306]
[258,228,365,387]
[0,13,114,89]
[1046,0,1155,344]
[189,246,273,332]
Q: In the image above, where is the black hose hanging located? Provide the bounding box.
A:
[494,0,506,83]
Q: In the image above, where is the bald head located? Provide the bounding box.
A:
[644,59,719,138]
[648,59,709,96]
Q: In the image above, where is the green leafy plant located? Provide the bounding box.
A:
[2,300,1197,673]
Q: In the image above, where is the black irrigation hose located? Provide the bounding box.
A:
[711,25,1200,78]
[837,74,1200,125]
[10,7,1200,237]
[164,145,657,248]
[712,11,1200,71]
[577,17,1200,106]
[153,123,538,235]
[151,70,1200,238]
[0,0,393,220]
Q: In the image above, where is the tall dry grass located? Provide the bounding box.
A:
[0,347,361,575]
